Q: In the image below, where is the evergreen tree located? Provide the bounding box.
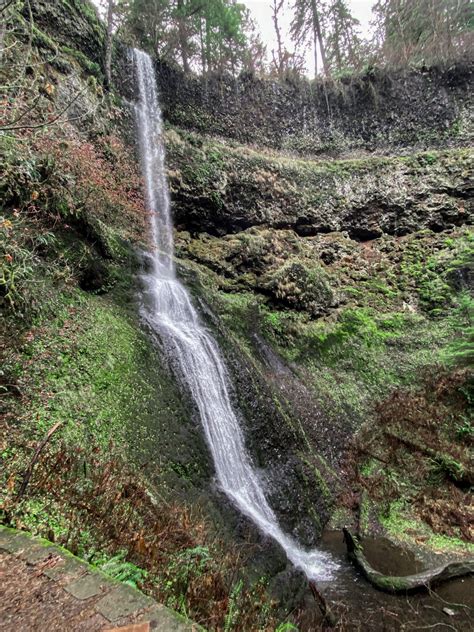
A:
[123,0,253,76]
[124,0,171,57]
[373,0,473,66]
[324,0,363,74]
[291,0,328,77]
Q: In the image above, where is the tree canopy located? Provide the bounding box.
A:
[100,0,473,80]
[117,0,263,76]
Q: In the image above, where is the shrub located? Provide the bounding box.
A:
[266,260,334,316]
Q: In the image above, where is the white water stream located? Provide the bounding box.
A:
[133,48,337,581]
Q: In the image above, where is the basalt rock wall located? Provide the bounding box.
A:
[26,0,105,65]
[154,59,473,156]
[165,130,473,240]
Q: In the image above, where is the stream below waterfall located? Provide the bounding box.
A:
[316,531,473,630]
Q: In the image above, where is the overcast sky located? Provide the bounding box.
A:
[91,0,375,75]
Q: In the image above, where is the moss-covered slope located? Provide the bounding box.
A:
[168,133,473,556]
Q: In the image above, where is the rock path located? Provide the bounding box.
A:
[0,526,201,631]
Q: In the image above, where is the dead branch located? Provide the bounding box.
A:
[1,0,16,15]
[309,580,338,627]
[1,84,87,131]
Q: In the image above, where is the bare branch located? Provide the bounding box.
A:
[1,84,88,131]
[18,422,64,498]
[0,0,16,15]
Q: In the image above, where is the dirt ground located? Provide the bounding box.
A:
[0,552,112,631]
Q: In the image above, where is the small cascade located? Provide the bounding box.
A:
[133,48,337,581]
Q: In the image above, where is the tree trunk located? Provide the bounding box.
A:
[343,528,474,593]
[177,0,190,72]
[205,16,211,74]
[334,10,342,71]
[313,29,318,76]
[199,18,206,74]
[272,0,284,76]
[310,0,329,77]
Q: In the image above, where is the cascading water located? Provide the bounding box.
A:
[133,48,337,581]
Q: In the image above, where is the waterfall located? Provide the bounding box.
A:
[133,49,337,581]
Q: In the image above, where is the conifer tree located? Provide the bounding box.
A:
[372,0,473,66]
[325,0,363,74]
[291,0,328,77]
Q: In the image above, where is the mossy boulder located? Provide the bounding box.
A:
[265,261,335,316]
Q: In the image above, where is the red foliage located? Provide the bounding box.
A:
[27,128,148,245]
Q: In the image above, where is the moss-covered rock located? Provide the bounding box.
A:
[166,130,473,239]
[25,0,105,67]
[265,260,335,316]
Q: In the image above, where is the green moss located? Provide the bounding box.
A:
[265,260,334,317]
[380,501,474,555]
[6,274,210,490]
[31,25,58,53]
[426,533,474,552]
[302,458,332,501]
[360,459,379,477]
[61,46,102,79]
[20,292,148,442]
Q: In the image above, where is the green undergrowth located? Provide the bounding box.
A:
[380,500,474,555]
[16,291,155,445]
[283,309,454,420]
[61,45,103,79]
[181,224,472,426]
[1,282,206,492]
[210,293,464,424]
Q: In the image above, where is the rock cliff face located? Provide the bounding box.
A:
[165,131,472,239]
[154,59,473,156]
[27,0,105,65]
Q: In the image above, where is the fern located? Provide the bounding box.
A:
[97,551,148,588]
